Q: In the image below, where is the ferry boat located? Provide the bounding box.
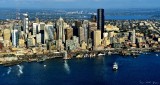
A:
[113,62,118,71]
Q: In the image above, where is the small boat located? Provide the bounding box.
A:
[84,54,89,58]
[76,54,83,59]
[98,53,105,56]
[108,51,112,55]
[44,65,47,67]
[131,53,140,56]
[37,57,46,63]
[113,62,118,71]
[89,54,92,57]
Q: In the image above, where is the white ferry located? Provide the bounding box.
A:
[113,62,118,71]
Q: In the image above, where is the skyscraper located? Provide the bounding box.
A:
[23,13,29,34]
[132,29,136,43]
[39,23,45,44]
[97,9,104,38]
[65,27,73,40]
[23,13,29,40]
[12,25,19,47]
[46,25,54,41]
[3,29,11,47]
[78,27,84,43]
[3,29,11,41]
[83,20,89,44]
[93,30,101,47]
[56,17,64,41]
[32,23,39,36]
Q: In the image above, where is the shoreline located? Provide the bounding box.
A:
[0,47,159,66]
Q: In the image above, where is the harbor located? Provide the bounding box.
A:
[0,47,159,66]
[0,52,160,85]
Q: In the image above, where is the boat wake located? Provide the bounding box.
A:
[17,65,24,76]
[64,60,70,74]
[7,67,12,75]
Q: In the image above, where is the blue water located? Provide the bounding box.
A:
[0,52,160,85]
[105,15,150,20]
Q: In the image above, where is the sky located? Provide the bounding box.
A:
[0,0,160,9]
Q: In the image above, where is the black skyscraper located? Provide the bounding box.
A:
[97,9,104,38]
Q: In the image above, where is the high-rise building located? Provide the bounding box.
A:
[19,39,25,47]
[46,24,54,41]
[83,20,89,44]
[132,30,136,43]
[36,33,41,44]
[78,27,84,43]
[73,21,82,37]
[89,22,97,39]
[65,36,79,51]
[0,30,3,37]
[65,27,73,40]
[39,30,45,45]
[43,25,49,43]
[32,23,39,36]
[36,18,40,23]
[39,23,45,44]
[23,13,29,41]
[3,29,11,41]
[56,17,65,42]
[27,38,35,47]
[93,30,101,47]
[3,29,11,47]
[97,9,105,38]
[12,28,19,47]
[39,22,45,30]
[23,13,29,34]
[88,22,97,47]
[75,21,82,28]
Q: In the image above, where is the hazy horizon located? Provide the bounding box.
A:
[0,0,160,9]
